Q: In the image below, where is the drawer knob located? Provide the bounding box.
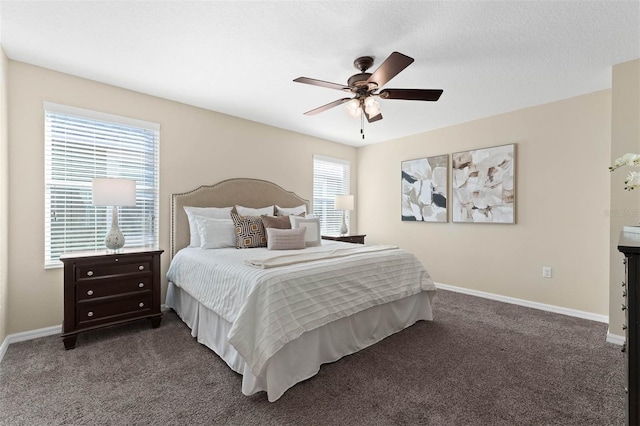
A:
[87,290,94,296]
[138,265,144,271]
[139,302,145,308]
[623,324,628,330]
[622,344,627,353]
[623,291,627,297]
[622,281,626,287]
[138,282,145,288]
[87,311,94,317]
[87,271,93,277]
[622,304,627,311]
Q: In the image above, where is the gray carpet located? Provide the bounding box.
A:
[0,289,625,425]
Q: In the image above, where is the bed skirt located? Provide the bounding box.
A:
[166,281,435,402]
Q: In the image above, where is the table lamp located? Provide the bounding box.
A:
[334,194,354,236]
[92,178,136,251]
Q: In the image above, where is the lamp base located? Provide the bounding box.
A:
[340,211,348,236]
[105,206,125,250]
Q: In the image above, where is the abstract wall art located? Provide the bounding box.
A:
[451,143,516,223]
[401,154,448,222]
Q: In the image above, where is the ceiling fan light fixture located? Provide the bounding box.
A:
[345,98,361,117]
[364,96,380,116]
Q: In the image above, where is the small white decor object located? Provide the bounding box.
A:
[92,178,136,251]
[335,195,354,236]
[610,153,640,190]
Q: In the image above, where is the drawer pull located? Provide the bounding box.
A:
[87,271,93,277]
[622,281,626,287]
[87,311,94,317]
[138,283,144,288]
[623,291,627,297]
[87,290,94,296]
[138,265,145,271]
[622,304,627,311]
[622,344,627,353]
[623,324,628,330]
[138,302,145,308]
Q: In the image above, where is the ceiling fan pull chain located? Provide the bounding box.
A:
[361,113,365,140]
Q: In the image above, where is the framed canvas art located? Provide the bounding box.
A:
[401,154,448,222]
[451,143,516,223]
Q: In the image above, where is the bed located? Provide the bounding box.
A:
[165,178,436,401]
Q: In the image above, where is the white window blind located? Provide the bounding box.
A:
[44,103,160,267]
[313,155,350,235]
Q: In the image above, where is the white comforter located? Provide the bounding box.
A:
[166,241,436,377]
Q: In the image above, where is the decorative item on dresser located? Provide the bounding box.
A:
[92,177,137,251]
[321,234,366,244]
[60,248,164,350]
[334,194,354,236]
[617,231,640,426]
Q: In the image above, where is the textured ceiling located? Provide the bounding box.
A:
[1,1,639,146]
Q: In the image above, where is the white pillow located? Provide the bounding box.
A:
[184,206,233,247]
[194,216,236,249]
[266,227,306,250]
[275,204,307,216]
[235,205,274,216]
[288,214,314,228]
[290,216,321,247]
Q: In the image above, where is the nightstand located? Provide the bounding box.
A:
[60,248,164,350]
[322,234,366,244]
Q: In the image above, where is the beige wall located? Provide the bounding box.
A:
[610,59,640,337]
[358,91,611,316]
[0,47,8,343]
[4,57,635,336]
[6,60,357,334]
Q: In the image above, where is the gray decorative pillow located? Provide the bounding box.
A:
[275,204,307,216]
[231,212,267,249]
[261,214,291,230]
[266,227,306,250]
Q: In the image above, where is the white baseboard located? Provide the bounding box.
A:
[0,324,62,363]
[606,330,625,346]
[0,306,173,364]
[435,283,622,341]
[0,288,624,364]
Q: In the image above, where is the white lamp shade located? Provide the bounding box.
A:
[92,178,137,206]
[335,194,354,211]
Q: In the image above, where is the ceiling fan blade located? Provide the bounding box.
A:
[367,52,414,88]
[364,110,383,123]
[294,77,350,92]
[379,89,443,101]
[304,98,352,115]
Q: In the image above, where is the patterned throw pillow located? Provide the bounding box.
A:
[231,212,267,249]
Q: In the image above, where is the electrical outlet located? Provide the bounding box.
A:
[542,267,552,278]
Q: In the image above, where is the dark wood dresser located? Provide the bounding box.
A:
[321,234,366,244]
[618,232,640,425]
[60,248,163,349]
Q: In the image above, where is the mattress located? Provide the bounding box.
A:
[166,240,436,401]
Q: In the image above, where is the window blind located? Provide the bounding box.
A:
[313,155,350,235]
[44,103,160,267]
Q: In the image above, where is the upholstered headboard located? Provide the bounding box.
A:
[170,178,310,258]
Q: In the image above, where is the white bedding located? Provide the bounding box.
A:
[166,240,436,399]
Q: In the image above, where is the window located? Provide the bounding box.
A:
[44,103,159,267]
[313,155,350,235]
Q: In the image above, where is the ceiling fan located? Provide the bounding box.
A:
[293,51,443,138]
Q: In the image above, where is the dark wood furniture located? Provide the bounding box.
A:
[61,248,164,349]
[618,232,640,426]
[322,234,366,244]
